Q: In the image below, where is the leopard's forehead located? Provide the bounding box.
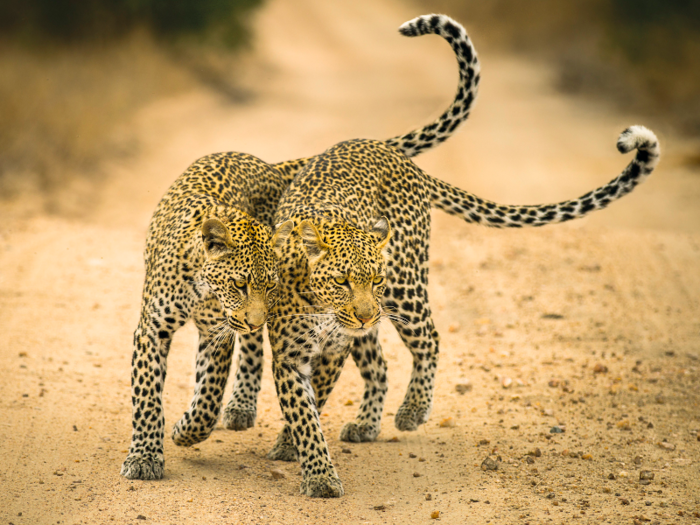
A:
[320,224,384,280]
[207,220,276,286]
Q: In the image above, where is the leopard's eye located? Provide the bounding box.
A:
[266,281,277,291]
[334,276,348,286]
[372,275,385,285]
[233,280,246,290]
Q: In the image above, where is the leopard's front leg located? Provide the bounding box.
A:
[121,319,175,480]
[269,325,344,498]
[222,331,264,430]
[172,298,236,446]
[340,329,387,443]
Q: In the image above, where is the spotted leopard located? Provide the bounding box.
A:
[264,125,659,497]
[121,12,480,480]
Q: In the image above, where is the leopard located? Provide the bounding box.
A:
[120,12,480,481]
[263,123,660,498]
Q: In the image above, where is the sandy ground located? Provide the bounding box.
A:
[2,0,700,524]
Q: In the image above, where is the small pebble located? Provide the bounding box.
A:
[341,448,351,454]
[546,493,555,499]
[639,471,654,485]
[439,417,456,428]
[616,419,631,431]
[455,381,473,394]
[608,473,616,480]
[413,472,421,478]
[502,377,513,389]
[409,452,417,458]
[618,470,628,478]
[619,498,630,505]
[550,426,565,434]
[593,363,608,374]
[270,469,286,480]
[136,516,147,521]
[481,457,499,471]
[431,510,440,519]
[425,493,432,501]
[542,408,554,417]
[658,442,676,451]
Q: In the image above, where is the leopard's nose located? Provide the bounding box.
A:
[246,321,264,332]
[355,313,373,324]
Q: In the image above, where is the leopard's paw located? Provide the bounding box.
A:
[339,421,380,443]
[120,452,164,480]
[394,402,430,432]
[171,417,211,447]
[300,474,344,498]
[222,403,256,431]
[267,440,298,462]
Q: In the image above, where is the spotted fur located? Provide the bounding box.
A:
[264,126,659,497]
[121,13,480,481]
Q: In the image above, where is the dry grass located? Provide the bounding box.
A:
[0,32,197,214]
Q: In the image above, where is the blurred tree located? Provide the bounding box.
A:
[0,0,264,47]
[416,0,700,134]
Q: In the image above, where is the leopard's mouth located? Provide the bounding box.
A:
[336,316,381,335]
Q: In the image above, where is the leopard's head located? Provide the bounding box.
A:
[200,212,278,334]
[274,216,391,335]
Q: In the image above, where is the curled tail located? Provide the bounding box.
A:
[385,14,480,157]
[429,126,660,227]
[273,14,480,183]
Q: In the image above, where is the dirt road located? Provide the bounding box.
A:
[1,0,699,523]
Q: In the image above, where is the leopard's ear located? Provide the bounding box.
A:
[202,218,234,258]
[271,220,295,257]
[299,220,330,266]
[370,216,392,251]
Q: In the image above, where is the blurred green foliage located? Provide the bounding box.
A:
[0,0,264,47]
[417,0,700,134]
[609,0,700,63]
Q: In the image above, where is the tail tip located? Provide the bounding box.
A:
[616,125,658,154]
[399,14,460,37]
[398,16,426,37]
